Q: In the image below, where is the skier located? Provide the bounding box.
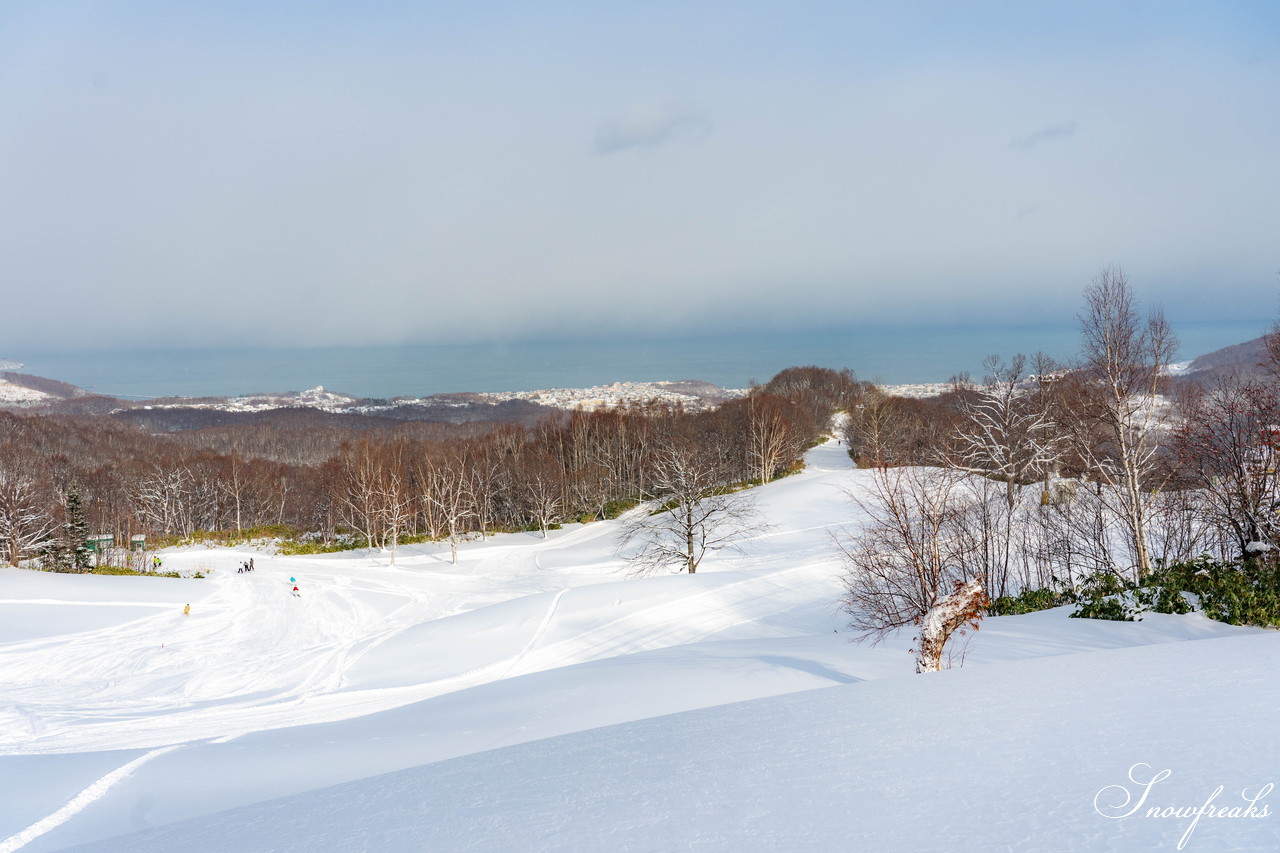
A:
[183,604,190,616]
[249,558,255,571]
[292,585,300,598]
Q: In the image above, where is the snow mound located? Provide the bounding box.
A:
[62,632,1280,852]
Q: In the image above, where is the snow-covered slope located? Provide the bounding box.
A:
[60,629,1280,853]
[1,441,1274,852]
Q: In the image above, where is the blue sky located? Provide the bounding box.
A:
[2,2,1277,349]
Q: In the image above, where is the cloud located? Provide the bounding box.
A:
[594,101,713,155]
[1009,121,1077,151]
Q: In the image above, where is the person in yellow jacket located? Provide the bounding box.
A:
[183,604,190,616]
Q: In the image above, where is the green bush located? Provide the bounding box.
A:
[601,498,640,519]
[1068,557,1280,627]
[987,586,1073,616]
[1072,594,1136,622]
[1151,556,1280,627]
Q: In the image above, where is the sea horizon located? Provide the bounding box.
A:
[8,319,1268,400]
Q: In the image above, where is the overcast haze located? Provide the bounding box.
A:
[2,2,1277,351]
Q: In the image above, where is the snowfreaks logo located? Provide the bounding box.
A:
[1093,763,1273,850]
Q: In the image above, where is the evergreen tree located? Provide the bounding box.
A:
[64,485,92,572]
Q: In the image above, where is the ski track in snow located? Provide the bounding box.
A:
[502,588,569,678]
[0,746,181,853]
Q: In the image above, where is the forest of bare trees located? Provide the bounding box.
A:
[0,367,860,570]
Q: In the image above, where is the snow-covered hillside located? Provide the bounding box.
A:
[0,379,53,406]
[1,441,1274,852]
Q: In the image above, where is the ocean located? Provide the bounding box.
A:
[11,320,1268,400]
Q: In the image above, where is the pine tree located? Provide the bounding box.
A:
[64,485,92,572]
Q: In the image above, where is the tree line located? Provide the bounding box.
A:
[0,367,860,569]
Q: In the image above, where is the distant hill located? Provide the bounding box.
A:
[1179,335,1270,386]
[0,371,85,399]
[0,371,87,407]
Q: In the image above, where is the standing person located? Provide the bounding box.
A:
[183,604,190,616]
[249,558,255,571]
[292,584,300,597]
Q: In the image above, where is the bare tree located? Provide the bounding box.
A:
[837,466,987,672]
[744,392,803,484]
[135,465,198,538]
[619,438,762,575]
[0,467,56,566]
[1263,309,1280,379]
[1069,266,1178,579]
[336,439,388,551]
[220,453,248,533]
[843,387,902,469]
[1173,376,1280,559]
[519,448,568,538]
[423,453,477,565]
[375,442,415,565]
[954,354,1063,508]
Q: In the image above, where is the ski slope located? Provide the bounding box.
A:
[1,440,1275,852]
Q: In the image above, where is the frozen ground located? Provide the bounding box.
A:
[0,440,1275,852]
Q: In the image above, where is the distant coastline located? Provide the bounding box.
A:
[10,320,1265,401]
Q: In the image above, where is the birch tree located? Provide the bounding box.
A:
[424,454,476,565]
[745,392,801,484]
[1070,266,1177,579]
